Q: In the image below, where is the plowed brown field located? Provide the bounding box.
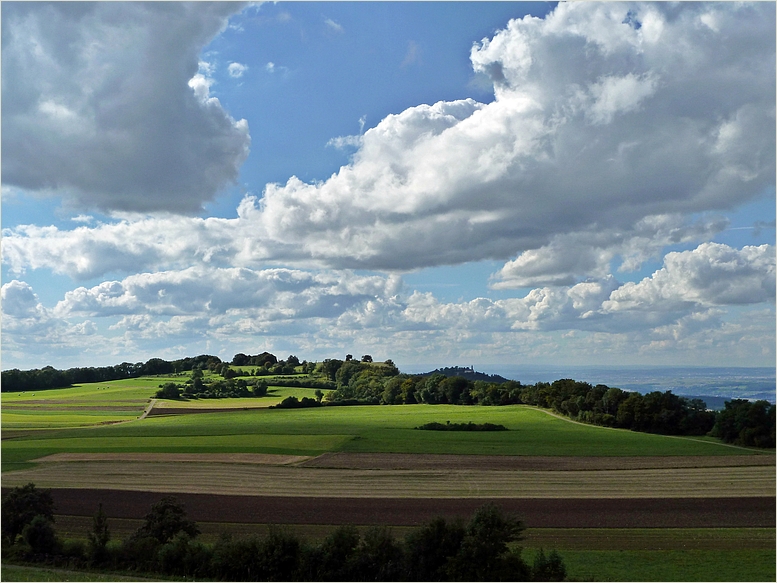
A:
[14,489,773,529]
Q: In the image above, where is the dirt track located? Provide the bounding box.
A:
[21,489,774,528]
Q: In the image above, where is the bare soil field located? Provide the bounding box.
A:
[301,452,775,471]
[33,453,310,465]
[15,488,773,529]
[3,460,774,498]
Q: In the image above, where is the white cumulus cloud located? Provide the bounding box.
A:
[1,2,250,214]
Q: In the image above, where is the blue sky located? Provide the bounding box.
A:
[2,1,775,370]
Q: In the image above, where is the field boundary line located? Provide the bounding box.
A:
[527,406,771,454]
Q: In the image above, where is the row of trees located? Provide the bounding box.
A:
[2,484,566,582]
[2,355,225,393]
[323,370,729,439]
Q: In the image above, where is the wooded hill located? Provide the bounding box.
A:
[3,352,774,448]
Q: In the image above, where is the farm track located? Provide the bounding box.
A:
[3,460,774,498]
[12,488,774,529]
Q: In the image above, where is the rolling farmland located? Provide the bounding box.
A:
[2,375,774,581]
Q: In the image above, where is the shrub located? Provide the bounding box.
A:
[23,515,59,556]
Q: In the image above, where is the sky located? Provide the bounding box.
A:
[1,1,775,371]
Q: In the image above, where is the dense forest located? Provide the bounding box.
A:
[2,484,565,582]
[3,353,774,448]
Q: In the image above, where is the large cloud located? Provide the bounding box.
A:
[3,2,774,284]
[1,2,250,213]
[252,2,774,271]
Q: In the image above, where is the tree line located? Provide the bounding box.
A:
[321,362,774,447]
[1,352,315,393]
[2,355,224,393]
[2,483,566,582]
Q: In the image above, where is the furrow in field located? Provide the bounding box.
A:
[2,461,773,498]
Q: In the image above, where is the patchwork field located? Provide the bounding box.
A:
[2,376,775,581]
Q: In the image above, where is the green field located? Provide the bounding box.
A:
[1,377,324,430]
[552,549,776,581]
[0,564,171,582]
[2,399,763,472]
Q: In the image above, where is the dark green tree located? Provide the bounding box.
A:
[252,379,269,397]
[352,526,403,581]
[22,514,59,555]
[445,503,529,581]
[87,503,110,562]
[2,483,55,545]
[404,517,465,581]
[314,525,361,581]
[155,382,181,399]
[256,528,302,581]
[133,496,199,545]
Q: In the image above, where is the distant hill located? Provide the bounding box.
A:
[416,366,511,384]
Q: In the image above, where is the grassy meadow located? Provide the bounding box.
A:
[2,398,759,473]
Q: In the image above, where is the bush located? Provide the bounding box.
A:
[23,515,59,555]
[271,396,322,409]
[155,383,181,399]
[532,548,567,581]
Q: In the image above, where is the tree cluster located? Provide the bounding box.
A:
[710,399,776,448]
[2,355,224,393]
[324,373,722,439]
[2,485,565,582]
[416,422,508,432]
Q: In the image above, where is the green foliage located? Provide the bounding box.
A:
[305,525,361,581]
[157,532,212,578]
[87,503,110,563]
[132,496,199,545]
[416,421,508,431]
[710,399,775,448]
[22,514,60,555]
[252,379,269,397]
[403,517,465,581]
[154,382,181,400]
[445,503,529,581]
[2,483,56,545]
[270,396,322,409]
[531,548,566,581]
